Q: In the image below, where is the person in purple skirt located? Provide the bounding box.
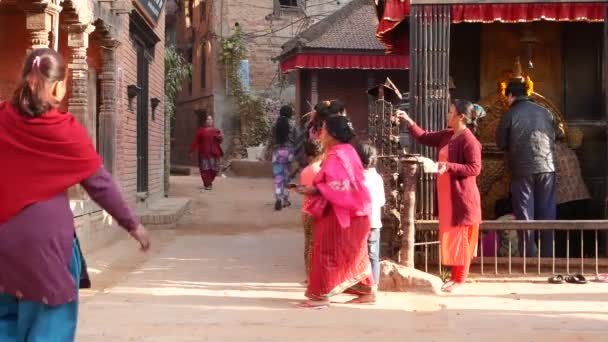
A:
[0,48,150,341]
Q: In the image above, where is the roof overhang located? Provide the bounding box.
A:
[280,51,409,73]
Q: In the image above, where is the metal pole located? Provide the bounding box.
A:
[401,157,420,267]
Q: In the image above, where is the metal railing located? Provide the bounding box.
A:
[414,220,608,277]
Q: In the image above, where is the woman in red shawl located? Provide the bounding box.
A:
[190,115,224,190]
[0,49,150,341]
[296,115,375,308]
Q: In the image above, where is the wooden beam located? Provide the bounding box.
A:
[411,0,603,5]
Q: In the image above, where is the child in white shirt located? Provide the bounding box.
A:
[355,143,386,285]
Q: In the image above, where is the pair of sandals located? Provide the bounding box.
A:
[296,294,377,310]
[548,273,588,284]
[441,280,463,293]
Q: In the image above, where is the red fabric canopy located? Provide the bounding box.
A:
[376,0,411,55]
[452,3,605,23]
[280,53,409,73]
[373,2,604,53]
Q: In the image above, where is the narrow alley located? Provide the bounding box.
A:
[76,175,608,342]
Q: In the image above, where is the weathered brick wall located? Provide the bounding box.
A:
[223,0,352,93]
[115,7,166,203]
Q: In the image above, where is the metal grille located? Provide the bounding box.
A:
[409,5,451,222]
[416,220,608,278]
[368,99,404,259]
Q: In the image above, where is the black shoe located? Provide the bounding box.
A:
[283,199,292,208]
[275,200,283,211]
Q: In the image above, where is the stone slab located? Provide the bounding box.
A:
[137,197,192,228]
[227,160,272,178]
[379,260,444,294]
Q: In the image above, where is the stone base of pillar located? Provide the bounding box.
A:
[379,260,444,294]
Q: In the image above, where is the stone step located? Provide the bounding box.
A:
[170,165,193,175]
[227,159,273,178]
[137,197,192,228]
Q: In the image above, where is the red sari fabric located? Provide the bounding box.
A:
[190,127,224,159]
[0,102,101,224]
[306,143,374,300]
[306,214,374,300]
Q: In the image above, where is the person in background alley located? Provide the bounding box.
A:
[496,79,557,258]
[190,114,224,191]
[0,48,150,341]
[299,140,323,282]
[396,99,482,292]
[355,143,386,287]
[296,115,375,308]
[271,105,298,210]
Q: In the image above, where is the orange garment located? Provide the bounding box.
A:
[437,146,479,268]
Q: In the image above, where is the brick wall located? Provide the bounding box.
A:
[115,8,166,203]
[222,0,352,93]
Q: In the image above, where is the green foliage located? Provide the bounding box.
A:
[218,26,270,147]
[164,47,192,117]
[164,47,192,196]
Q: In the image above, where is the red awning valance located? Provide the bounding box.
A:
[452,3,605,23]
[280,53,409,73]
[374,2,605,54]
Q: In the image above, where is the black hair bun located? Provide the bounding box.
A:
[325,115,355,143]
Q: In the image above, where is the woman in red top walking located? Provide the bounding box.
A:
[397,99,482,292]
[190,115,224,190]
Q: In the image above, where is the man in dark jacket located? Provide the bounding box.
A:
[496,79,556,258]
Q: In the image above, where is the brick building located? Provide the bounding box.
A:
[0,0,166,251]
[278,0,409,137]
[169,0,354,165]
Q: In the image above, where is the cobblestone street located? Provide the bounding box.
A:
[77,175,608,341]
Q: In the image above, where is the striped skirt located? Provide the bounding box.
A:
[306,212,373,300]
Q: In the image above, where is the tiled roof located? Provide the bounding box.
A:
[281,0,384,55]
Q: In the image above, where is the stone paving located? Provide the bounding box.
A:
[77,175,608,341]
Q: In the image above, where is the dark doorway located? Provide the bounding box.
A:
[136,44,150,193]
[130,9,160,193]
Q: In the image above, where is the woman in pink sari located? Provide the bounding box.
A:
[297,115,375,308]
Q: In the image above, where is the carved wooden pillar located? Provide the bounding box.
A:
[23,2,61,50]
[66,24,95,136]
[98,40,120,174]
[400,157,420,267]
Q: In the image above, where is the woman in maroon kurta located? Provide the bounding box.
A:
[190,115,224,190]
[397,100,482,292]
[0,49,150,341]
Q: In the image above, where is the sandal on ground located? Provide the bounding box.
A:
[345,295,376,305]
[274,200,283,211]
[441,281,463,293]
[548,275,565,284]
[441,281,455,291]
[295,301,329,309]
[283,200,292,208]
[595,274,608,283]
[566,274,588,284]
